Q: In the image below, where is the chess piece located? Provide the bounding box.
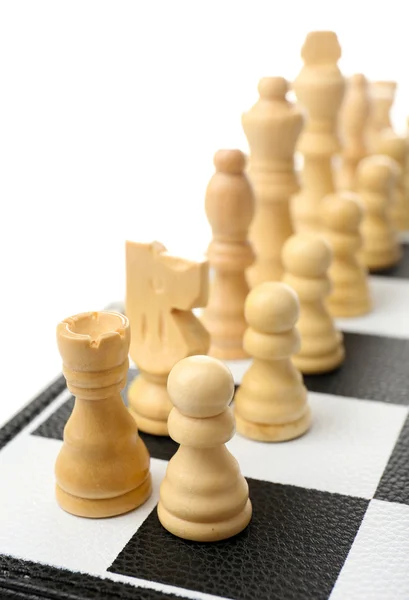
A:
[201,150,255,360]
[367,80,396,151]
[404,117,409,226]
[234,282,311,442]
[291,31,345,233]
[320,192,372,317]
[356,155,402,270]
[338,74,370,191]
[372,129,409,230]
[126,241,210,436]
[282,234,345,374]
[55,311,152,518]
[158,355,252,542]
[242,77,303,285]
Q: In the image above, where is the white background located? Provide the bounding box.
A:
[1,0,409,423]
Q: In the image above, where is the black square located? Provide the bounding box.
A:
[32,396,73,442]
[109,479,369,600]
[304,332,409,405]
[375,413,409,506]
[0,554,181,600]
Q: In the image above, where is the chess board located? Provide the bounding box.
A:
[1,246,409,600]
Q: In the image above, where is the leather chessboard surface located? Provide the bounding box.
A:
[1,247,409,600]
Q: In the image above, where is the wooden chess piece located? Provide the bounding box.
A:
[372,129,409,230]
[338,74,370,191]
[291,31,345,233]
[126,241,210,436]
[404,117,409,226]
[55,311,152,518]
[367,80,397,151]
[242,77,303,285]
[282,234,345,374]
[201,150,255,360]
[234,282,311,442]
[320,192,372,317]
[158,355,252,542]
[356,155,402,271]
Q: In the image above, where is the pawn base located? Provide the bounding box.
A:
[293,345,345,375]
[235,406,311,442]
[366,249,402,272]
[157,498,252,542]
[56,474,152,518]
[327,298,372,318]
[128,374,172,436]
[207,344,248,361]
[129,407,169,436]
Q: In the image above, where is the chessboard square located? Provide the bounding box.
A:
[0,434,166,575]
[336,277,409,340]
[229,393,407,499]
[223,359,252,386]
[31,396,73,441]
[0,555,184,600]
[304,331,409,405]
[329,499,409,600]
[109,479,369,600]
[375,413,409,506]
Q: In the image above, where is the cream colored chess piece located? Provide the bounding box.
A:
[291,31,345,233]
[55,311,152,518]
[404,117,409,226]
[201,150,255,360]
[373,130,409,230]
[234,282,311,442]
[242,77,303,285]
[158,355,252,542]
[338,74,370,191]
[367,80,396,151]
[356,155,402,270]
[126,242,210,436]
[320,192,372,317]
[282,234,345,374]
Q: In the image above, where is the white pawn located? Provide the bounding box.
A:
[158,355,252,542]
[320,192,372,317]
[282,234,345,374]
[373,130,409,230]
[356,155,402,271]
[235,282,311,442]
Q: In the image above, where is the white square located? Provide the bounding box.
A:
[336,277,409,340]
[330,499,409,600]
[0,434,166,574]
[227,393,408,498]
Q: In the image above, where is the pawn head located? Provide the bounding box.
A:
[258,77,288,100]
[321,192,362,233]
[245,282,299,334]
[373,130,406,162]
[167,355,234,418]
[349,73,367,88]
[357,155,401,192]
[213,149,246,175]
[282,233,332,278]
